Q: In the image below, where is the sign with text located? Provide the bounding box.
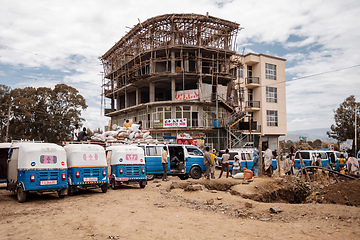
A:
[164,118,187,128]
[153,119,163,129]
[175,89,199,101]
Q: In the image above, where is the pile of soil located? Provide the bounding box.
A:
[307,179,360,206]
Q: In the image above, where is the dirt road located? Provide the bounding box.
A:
[0,175,359,240]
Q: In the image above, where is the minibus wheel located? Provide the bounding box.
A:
[17,187,26,203]
[190,166,202,179]
[110,179,117,190]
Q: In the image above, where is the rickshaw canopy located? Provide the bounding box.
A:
[64,144,107,167]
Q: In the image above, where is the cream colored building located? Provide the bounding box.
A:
[233,53,287,151]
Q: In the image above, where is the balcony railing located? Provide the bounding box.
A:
[246,100,260,109]
[245,76,259,85]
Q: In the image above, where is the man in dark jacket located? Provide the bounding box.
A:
[203,147,212,180]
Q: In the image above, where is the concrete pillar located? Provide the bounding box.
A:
[185,52,189,72]
[124,89,128,108]
[171,51,175,73]
[171,78,176,101]
[149,82,155,102]
[199,106,204,127]
[136,88,139,106]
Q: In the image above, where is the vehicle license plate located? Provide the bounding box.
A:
[84,177,98,181]
[40,180,57,185]
[116,177,129,181]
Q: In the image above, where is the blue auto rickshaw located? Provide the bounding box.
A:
[107,145,147,189]
[64,143,109,195]
[6,142,68,203]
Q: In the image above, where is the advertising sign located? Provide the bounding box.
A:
[164,118,187,128]
[153,119,163,129]
[175,89,199,101]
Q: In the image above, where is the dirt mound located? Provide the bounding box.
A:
[307,179,360,206]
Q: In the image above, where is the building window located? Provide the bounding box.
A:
[238,67,243,79]
[265,63,276,80]
[239,87,244,102]
[266,87,277,103]
[267,110,278,126]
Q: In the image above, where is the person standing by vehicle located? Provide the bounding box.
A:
[219,149,230,178]
[316,153,322,167]
[161,146,168,181]
[210,150,216,179]
[73,124,80,141]
[338,153,345,171]
[264,145,273,177]
[232,155,241,176]
[203,147,212,180]
[346,153,359,176]
[252,148,259,176]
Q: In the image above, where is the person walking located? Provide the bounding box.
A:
[264,145,273,177]
[210,150,216,179]
[161,146,168,181]
[251,148,259,176]
[219,149,230,178]
[203,147,212,180]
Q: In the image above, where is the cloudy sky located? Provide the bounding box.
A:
[1,0,359,132]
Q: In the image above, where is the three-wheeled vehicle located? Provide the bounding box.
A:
[107,145,147,189]
[64,143,109,195]
[0,143,11,183]
[6,142,68,202]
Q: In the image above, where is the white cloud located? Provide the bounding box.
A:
[0,0,359,133]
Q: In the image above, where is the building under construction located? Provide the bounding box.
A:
[101,13,287,150]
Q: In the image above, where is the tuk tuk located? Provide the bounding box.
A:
[6,142,68,202]
[64,143,109,195]
[106,145,147,189]
[0,143,11,183]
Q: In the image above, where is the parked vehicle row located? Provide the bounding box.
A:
[2,142,207,203]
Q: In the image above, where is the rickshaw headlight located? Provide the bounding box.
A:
[30,174,35,182]
[62,173,66,181]
[76,171,80,178]
[102,170,106,177]
[119,168,123,174]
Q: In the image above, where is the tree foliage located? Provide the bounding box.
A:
[0,85,11,140]
[327,95,360,152]
[0,84,87,143]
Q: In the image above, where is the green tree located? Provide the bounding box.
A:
[327,95,360,153]
[6,84,87,143]
[0,85,11,141]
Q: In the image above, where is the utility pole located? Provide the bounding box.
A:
[356,108,358,158]
[5,100,11,142]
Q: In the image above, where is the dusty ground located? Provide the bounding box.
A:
[0,170,359,240]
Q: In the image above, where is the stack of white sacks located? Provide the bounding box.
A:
[91,123,154,143]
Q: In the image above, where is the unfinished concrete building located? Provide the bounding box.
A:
[101,13,242,149]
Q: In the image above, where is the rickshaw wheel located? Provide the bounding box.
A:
[101,184,108,193]
[17,187,26,203]
[58,190,66,198]
[110,179,117,190]
[68,186,74,196]
[139,181,146,188]
[146,174,155,180]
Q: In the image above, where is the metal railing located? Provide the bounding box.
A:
[245,76,260,85]
[246,100,260,108]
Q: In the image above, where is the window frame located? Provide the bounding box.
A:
[266,86,277,103]
[266,110,278,127]
[265,63,277,80]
